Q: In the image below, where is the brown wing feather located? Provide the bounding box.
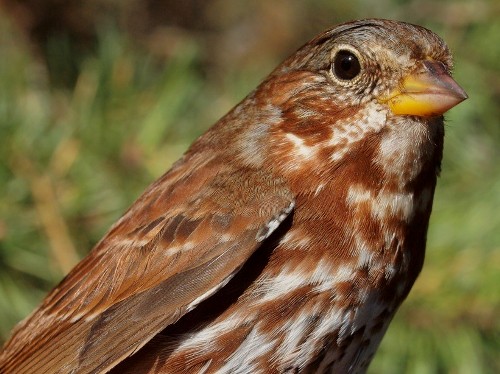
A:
[0,153,294,374]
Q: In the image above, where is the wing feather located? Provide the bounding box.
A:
[0,154,295,374]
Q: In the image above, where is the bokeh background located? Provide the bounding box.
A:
[0,1,498,372]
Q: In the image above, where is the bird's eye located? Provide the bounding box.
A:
[333,50,361,80]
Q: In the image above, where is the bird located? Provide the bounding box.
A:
[0,19,467,374]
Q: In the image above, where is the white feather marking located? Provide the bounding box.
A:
[346,184,415,222]
[255,201,295,242]
[163,241,196,255]
[311,261,355,293]
[375,117,434,187]
[219,326,276,374]
[327,104,387,162]
[198,359,212,374]
[311,305,342,342]
[280,229,312,250]
[256,260,356,303]
[219,233,235,242]
[357,244,374,268]
[257,268,309,303]
[278,305,346,371]
[118,236,151,248]
[337,309,355,343]
[175,312,246,353]
[314,183,325,197]
[274,309,320,369]
[285,133,317,159]
[372,191,414,221]
[177,241,196,253]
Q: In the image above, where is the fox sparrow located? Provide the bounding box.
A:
[0,19,467,373]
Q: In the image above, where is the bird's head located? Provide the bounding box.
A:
[233,19,469,187]
[271,19,467,117]
[191,19,467,192]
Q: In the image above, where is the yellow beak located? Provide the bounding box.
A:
[381,60,468,117]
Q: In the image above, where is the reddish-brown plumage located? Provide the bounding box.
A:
[0,19,466,373]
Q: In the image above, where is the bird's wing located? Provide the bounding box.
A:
[0,153,295,374]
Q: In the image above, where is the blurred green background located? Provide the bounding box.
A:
[0,0,498,373]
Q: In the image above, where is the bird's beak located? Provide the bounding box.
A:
[380,60,468,117]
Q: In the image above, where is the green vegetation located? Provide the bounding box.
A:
[0,2,498,373]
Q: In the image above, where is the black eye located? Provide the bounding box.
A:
[333,50,361,80]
